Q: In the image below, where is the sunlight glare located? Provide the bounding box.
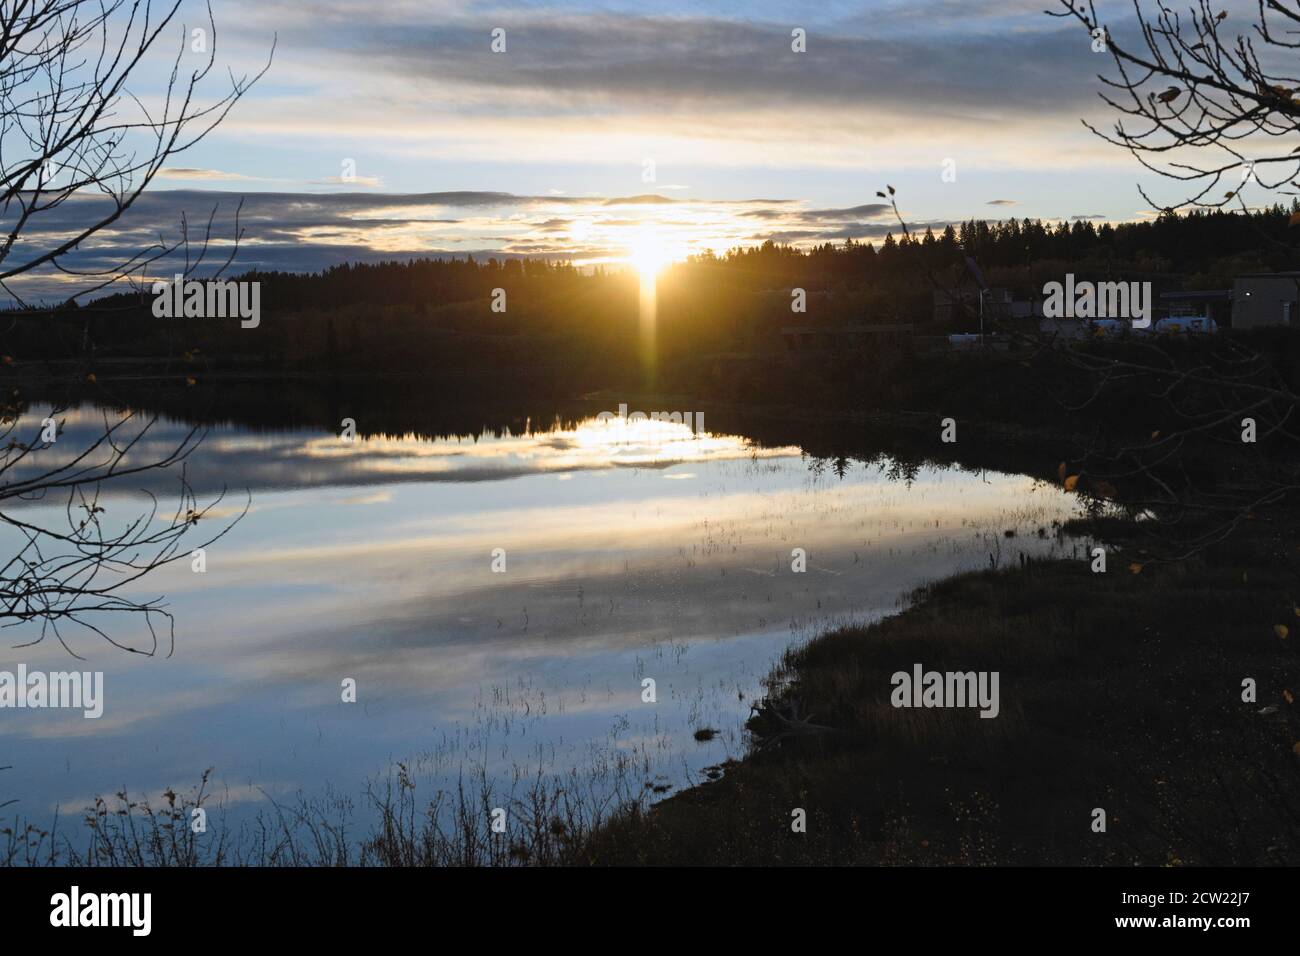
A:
[627,233,671,278]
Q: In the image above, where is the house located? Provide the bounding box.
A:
[933,288,1042,326]
[940,273,1300,335]
[1232,273,1300,329]
[1159,289,1232,327]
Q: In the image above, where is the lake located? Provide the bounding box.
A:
[0,400,1086,840]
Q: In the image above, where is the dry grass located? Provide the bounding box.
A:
[583,537,1300,865]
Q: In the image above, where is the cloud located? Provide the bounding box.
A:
[308,175,385,188]
[315,13,1096,117]
[601,194,679,205]
[986,199,1018,206]
[157,167,263,182]
[202,0,1128,174]
[0,188,923,299]
[745,202,892,222]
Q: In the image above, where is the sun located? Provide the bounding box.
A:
[626,231,671,278]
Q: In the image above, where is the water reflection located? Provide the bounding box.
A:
[0,407,1086,828]
[0,407,796,495]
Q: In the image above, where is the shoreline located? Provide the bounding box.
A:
[581,534,1299,865]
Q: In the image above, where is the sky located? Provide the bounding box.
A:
[3,0,1276,296]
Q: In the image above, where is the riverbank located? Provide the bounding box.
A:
[581,518,1300,865]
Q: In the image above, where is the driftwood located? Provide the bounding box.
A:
[748,696,841,748]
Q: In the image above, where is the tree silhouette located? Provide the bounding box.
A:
[1054,0,1300,210]
[0,1,265,653]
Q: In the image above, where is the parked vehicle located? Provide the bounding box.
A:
[1154,315,1218,335]
[1089,319,1127,337]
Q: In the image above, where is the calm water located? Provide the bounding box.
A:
[1,404,1085,829]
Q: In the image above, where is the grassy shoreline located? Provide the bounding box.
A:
[581,529,1300,865]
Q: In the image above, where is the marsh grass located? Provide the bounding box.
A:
[583,526,1300,865]
[4,524,1297,867]
[359,760,645,866]
[2,759,648,867]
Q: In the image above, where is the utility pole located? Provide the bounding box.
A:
[964,255,989,343]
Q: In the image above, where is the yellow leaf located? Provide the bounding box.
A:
[1064,474,1080,491]
[1290,211,1300,227]
[1293,742,1300,756]
[1150,430,1160,439]
[1285,689,1295,705]
[185,377,197,387]
[1129,562,1143,575]
[1057,461,1067,484]
[85,373,96,383]
[1275,624,1290,640]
